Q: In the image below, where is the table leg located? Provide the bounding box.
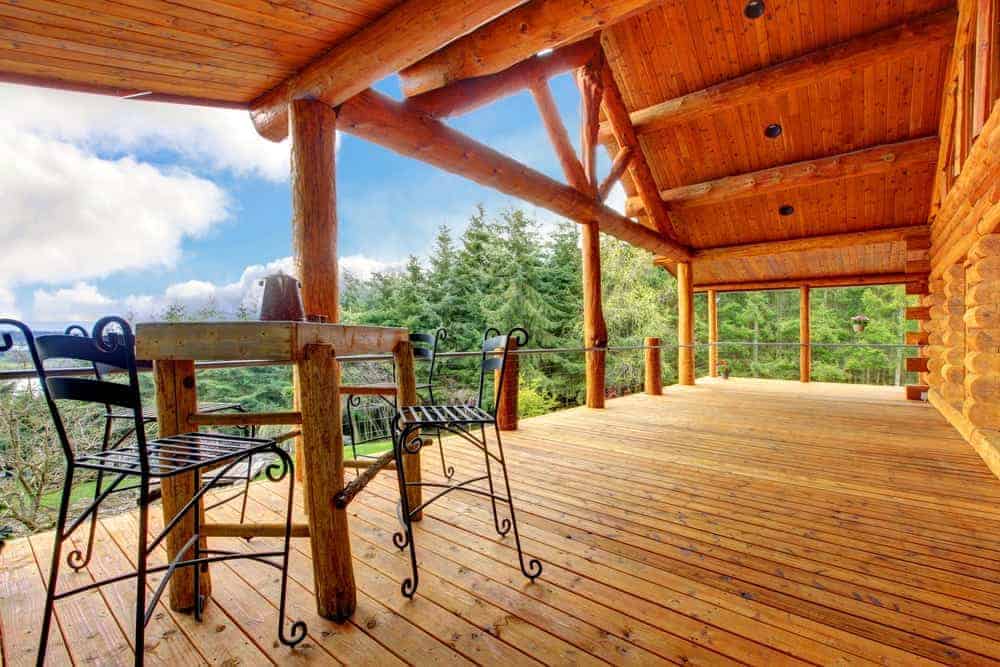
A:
[153,360,211,612]
[394,341,422,520]
[296,343,356,619]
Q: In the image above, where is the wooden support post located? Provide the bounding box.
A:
[290,97,339,503]
[800,286,811,383]
[708,289,719,377]
[579,55,608,408]
[494,337,519,430]
[394,340,422,520]
[154,360,210,612]
[677,262,695,385]
[296,343,355,620]
[644,337,662,395]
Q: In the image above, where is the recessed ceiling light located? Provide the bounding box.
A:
[764,123,782,138]
[120,91,153,99]
[779,204,795,216]
[536,48,554,57]
[744,0,765,19]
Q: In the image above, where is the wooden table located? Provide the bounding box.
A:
[135,321,411,620]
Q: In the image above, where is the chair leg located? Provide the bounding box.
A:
[436,429,454,480]
[192,469,203,623]
[270,447,307,647]
[491,424,542,582]
[36,467,76,667]
[480,424,510,536]
[391,425,419,598]
[67,417,113,571]
[134,482,150,667]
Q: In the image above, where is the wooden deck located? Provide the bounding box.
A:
[4,378,1000,666]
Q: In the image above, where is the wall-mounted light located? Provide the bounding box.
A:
[779,204,795,216]
[764,123,782,138]
[744,0,765,19]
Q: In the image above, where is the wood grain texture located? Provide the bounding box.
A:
[677,262,694,386]
[394,340,422,519]
[799,287,811,383]
[643,336,662,395]
[251,0,527,140]
[9,381,1000,665]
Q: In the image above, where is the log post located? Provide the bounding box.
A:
[579,55,608,408]
[800,286,811,383]
[154,359,210,612]
[644,337,662,395]
[677,262,695,385]
[394,340,422,520]
[708,289,719,377]
[290,97,339,504]
[494,338,519,430]
[296,343,355,619]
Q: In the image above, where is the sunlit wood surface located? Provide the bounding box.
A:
[4,378,1000,665]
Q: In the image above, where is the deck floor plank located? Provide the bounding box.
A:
[4,379,999,665]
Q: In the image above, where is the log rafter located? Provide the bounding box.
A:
[597,9,957,142]
[250,0,528,141]
[625,136,941,216]
[338,88,692,260]
[689,226,930,263]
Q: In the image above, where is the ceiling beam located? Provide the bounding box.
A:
[409,38,598,118]
[691,226,930,263]
[598,9,957,142]
[600,61,677,239]
[691,273,913,293]
[398,0,662,98]
[250,0,528,141]
[338,88,692,261]
[624,136,940,216]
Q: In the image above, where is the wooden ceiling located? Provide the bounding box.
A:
[0,0,959,289]
[601,0,955,287]
[0,0,404,105]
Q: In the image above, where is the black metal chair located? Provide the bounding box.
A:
[0,318,306,666]
[62,325,259,571]
[346,328,454,478]
[390,326,542,598]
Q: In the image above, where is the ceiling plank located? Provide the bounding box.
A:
[397,0,663,98]
[598,9,957,141]
[624,136,940,216]
[250,0,528,141]
[409,38,598,118]
[338,88,692,261]
[600,61,677,239]
[692,226,930,263]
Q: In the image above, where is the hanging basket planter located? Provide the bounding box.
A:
[851,314,870,333]
[718,359,730,379]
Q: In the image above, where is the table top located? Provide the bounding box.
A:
[135,321,408,361]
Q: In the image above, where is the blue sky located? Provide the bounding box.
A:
[1,72,620,326]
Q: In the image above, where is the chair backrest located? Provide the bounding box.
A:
[1,317,148,470]
[476,327,528,414]
[409,328,446,401]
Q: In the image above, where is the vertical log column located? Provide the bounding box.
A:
[964,235,1000,431]
[394,341,422,519]
[677,262,695,385]
[644,337,662,395]
[941,265,967,410]
[578,58,608,408]
[800,286,811,383]
[495,337,519,430]
[155,360,210,612]
[289,99,355,619]
[708,289,719,377]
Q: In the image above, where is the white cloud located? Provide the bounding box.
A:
[606,183,628,216]
[32,282,113,323]
[0,286,19,319]
[31,255,400,323]
[0,129,229,287]
[0,83,290,182]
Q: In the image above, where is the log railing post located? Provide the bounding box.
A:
[708,289,719,377]
[495,338,519,430]
[644,337,662,395]
[800,286,811,383]
[678,262,695,385]
[394,340,422,520]
[155,359,210,612]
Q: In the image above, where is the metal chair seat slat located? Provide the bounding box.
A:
[77,432,273,477]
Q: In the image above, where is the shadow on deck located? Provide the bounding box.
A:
[4,378,1000,665]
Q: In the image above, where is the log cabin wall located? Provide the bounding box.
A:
[925,0,999,476]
